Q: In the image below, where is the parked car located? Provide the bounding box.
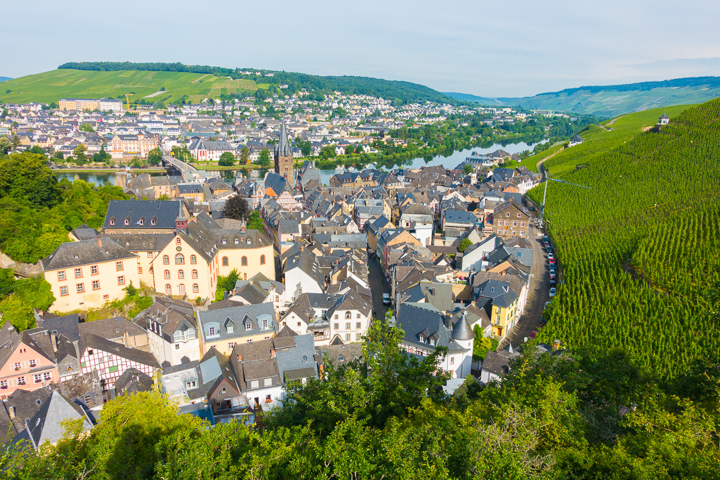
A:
[546,246,552,253]
[548,253,554,260]
[549,287,556,297]
[382,293,391,305]
[542,236,548,242]
[549,258,556,265]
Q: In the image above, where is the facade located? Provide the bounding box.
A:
[41,237,140,312]
[197,303,277,357]
[274,123,295,188]
[0,330,58,400]
[140,298,200,366]
[492,200,530,239]
[108,134,158,160]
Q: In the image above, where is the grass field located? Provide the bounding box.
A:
[0,69,259,105]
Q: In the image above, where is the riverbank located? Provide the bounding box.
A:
[53,167,166,173]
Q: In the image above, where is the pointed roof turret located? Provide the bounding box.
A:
[452,311,474,341]
[275,122,293,157]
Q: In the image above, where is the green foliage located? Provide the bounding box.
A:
[222,195,251,221]
[472,330,498,361]
[214,269,239,301]
[79,123,94,133]
[123,281,137,298]
[239,146,249,164]
[92,147,111,164]
[257,149,271,166]
[246,210,263,230]
[457,238,472,253]
[463,163,473,174]
[528,101,720,379]
[217,151,235,166]
[146,148,162,166]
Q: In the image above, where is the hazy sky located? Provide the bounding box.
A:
[5,0,720,97]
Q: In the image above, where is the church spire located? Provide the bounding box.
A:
[276,122,293,157]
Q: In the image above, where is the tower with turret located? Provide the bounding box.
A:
[274,123,294,188]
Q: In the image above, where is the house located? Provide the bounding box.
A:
[568,135,583,147]
[78,334,160,396]
[229,272,289,316]
[0,326,59,400]
[460,235,502,273]
[658,114,670,125]
[78,316,148,349]
[108,133,158,160]
[473,274,525,338]
[68,223,99,242]
[11,391,93,449]
[101,233,175,288]
[396,302,474,378]
[480,348,519,383]
[491,200,530,239]
[188,138,237,162]
[41,237,140,312]
[230,339,283,409]
[283,251,326,298]
[366,216,394,253]
[197,303,277,357]
[442,209,479,244]
[138,297,200,366]
[114,368,154,396]
[199,348,244,414]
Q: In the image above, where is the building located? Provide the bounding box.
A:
[41,237,140,312]
[491,200,530,239]
[188,138,237,162]
[568,135,583,147]
[274,123,294,188]
[58,98,100,112]
[0,328,59,400]
[108,134,158,160]
[139,298,200,366]
[12,391,93,449]
[197,303,277,357]
[103,200,189,235]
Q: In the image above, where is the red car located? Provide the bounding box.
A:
[549,258,556,265]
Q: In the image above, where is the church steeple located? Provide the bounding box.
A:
[274,122,295,188]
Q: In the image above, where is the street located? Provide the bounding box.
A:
[367,254,390,320]
[498,224,551,350]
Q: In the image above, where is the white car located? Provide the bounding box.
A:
[382,293,391,305]
[549,288,556,297]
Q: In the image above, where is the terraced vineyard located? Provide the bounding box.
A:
[528,101,720,379]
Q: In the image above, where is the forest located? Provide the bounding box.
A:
[58,62,455,105]
[2,318,719,479]
[527,99,720,379]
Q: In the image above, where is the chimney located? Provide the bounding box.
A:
[270,349,276,358]
[553,339,561,350]
[97,238,103,247]
[8,406,15,419]
[237,354,242,362]
[240,219,246,233]
[50,331,57,352]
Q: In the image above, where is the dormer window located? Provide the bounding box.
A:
[222,239,226,245]
[124,218,130,225]
[109,218,116,226]
[138,219,144,226]
[247,239,251,245]
[245,323,251,331]
[227,324,234,333]
[151,218,157,225]
[234,238,239,245]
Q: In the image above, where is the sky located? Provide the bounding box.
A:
[5,0,720,97]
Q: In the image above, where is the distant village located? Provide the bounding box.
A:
[0,94,561,448]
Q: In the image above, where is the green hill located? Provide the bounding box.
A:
[526,101,720,379]
[0,62,456,106]
[452,77,720,117]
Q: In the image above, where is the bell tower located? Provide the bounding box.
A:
[274,122,295,188]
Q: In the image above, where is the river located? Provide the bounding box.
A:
[54,141,544,187]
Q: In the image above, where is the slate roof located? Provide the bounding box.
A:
[102,233,175,252]
[275,123,293,157]
[3,388,52,434]
[80,334,160,368]
[482,350,518,378]
[115,368,154,396]
[444,209,479,225]
[275,334,317,382]
[197,303,276,343]
[41,237,137,271]
[396,302,468,353]
[135,297,196,335]
[103,200,184,231]
[23,391,92,449]
[78,316,147,342]
[70,223,99,241]
[264,172,291,196]
[230,339,281,391]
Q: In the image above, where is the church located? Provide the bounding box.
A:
[274,123,295,188]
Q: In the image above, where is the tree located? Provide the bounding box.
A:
[147,148,163,166]
[92,147,111,164]
[222,196,251,221]
[463,163,474,174]
[300,141,312,157]
[79,123,94,133]
[458,238,473,253]
[246,210,263,230]
[240,147,249,164]
[0,296,36,331]
[218,151,235,167]
[345,145,354,155]
[72,144,87,165]
[0,137,11,155]
[258,149,271,166]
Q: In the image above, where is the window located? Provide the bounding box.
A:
[260,255,265,265]
[297,322,301,327]
[147,252,153,258]
[29,359,36,367]
[345,322,351,329]
[190,255,197,264]
[521,221,525,227]
[176,238,181,245]
[118,276,125,286]
[264,378,272,387]
[505,213,509,217]
[241,256,247,266]
[345,333,351,341]
[192,269,198,279]
[356,322,361,329]
[13,362,21,370]
[164,270,171,279]
[262,319,268,329]
[450,357,455,365]
[92,280,100,290]
[234,238,239,245]
[193,284,199,293]
[0,380,7,389]
[178,270,184,279]
[163,255,170,265]
[124,218,130,225]
[138,266,143,274]
[60,286,68,296]
[209,326,216,336]
[228,342,235,349]
[513,221,517,227]
[334,323,339,330]
[345,312,351,319]
[77,283,85,293]
[334,314,339,320]
[357,313,361,319]
[84,394,93,405]
[227,325,234,333]
[109,366,118,373]
[17,376,26,385]
[517,213,521,218]
[103,294,109,300]
[222,239,227,245]
[151,218,156,226]
[250,380,259,389]
[186,380,196,389]
[116,261,123,271]
[222,256,228,266]
[74,268,83,278]
[110,218,116,225]
[175,254,184,265]
[175,344,180,350]
[138,219,144,225]
[34,374,42,383]
[58,271,66,281]
[165,284,172,294]
[245,323,251,331]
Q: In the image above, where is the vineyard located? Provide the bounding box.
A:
[528,100,720,379]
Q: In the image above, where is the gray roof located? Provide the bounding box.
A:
[24,391,92,449]
[103,200,184,231]
[444,209,479,225]
[41,237,137,271]
[78,317,147,342]
[396,302,468,353]
[70,223,99,241]
[275,334,317,382]
[275,122,293,157]
[197,303,276,343]
[81,334,160,368]
[102,233,175,252]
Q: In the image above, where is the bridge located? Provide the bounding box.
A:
[161,155,202,182]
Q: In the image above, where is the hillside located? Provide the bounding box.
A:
[526,101,720,379]
[450,76,720,117]
[0,62,456,106]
